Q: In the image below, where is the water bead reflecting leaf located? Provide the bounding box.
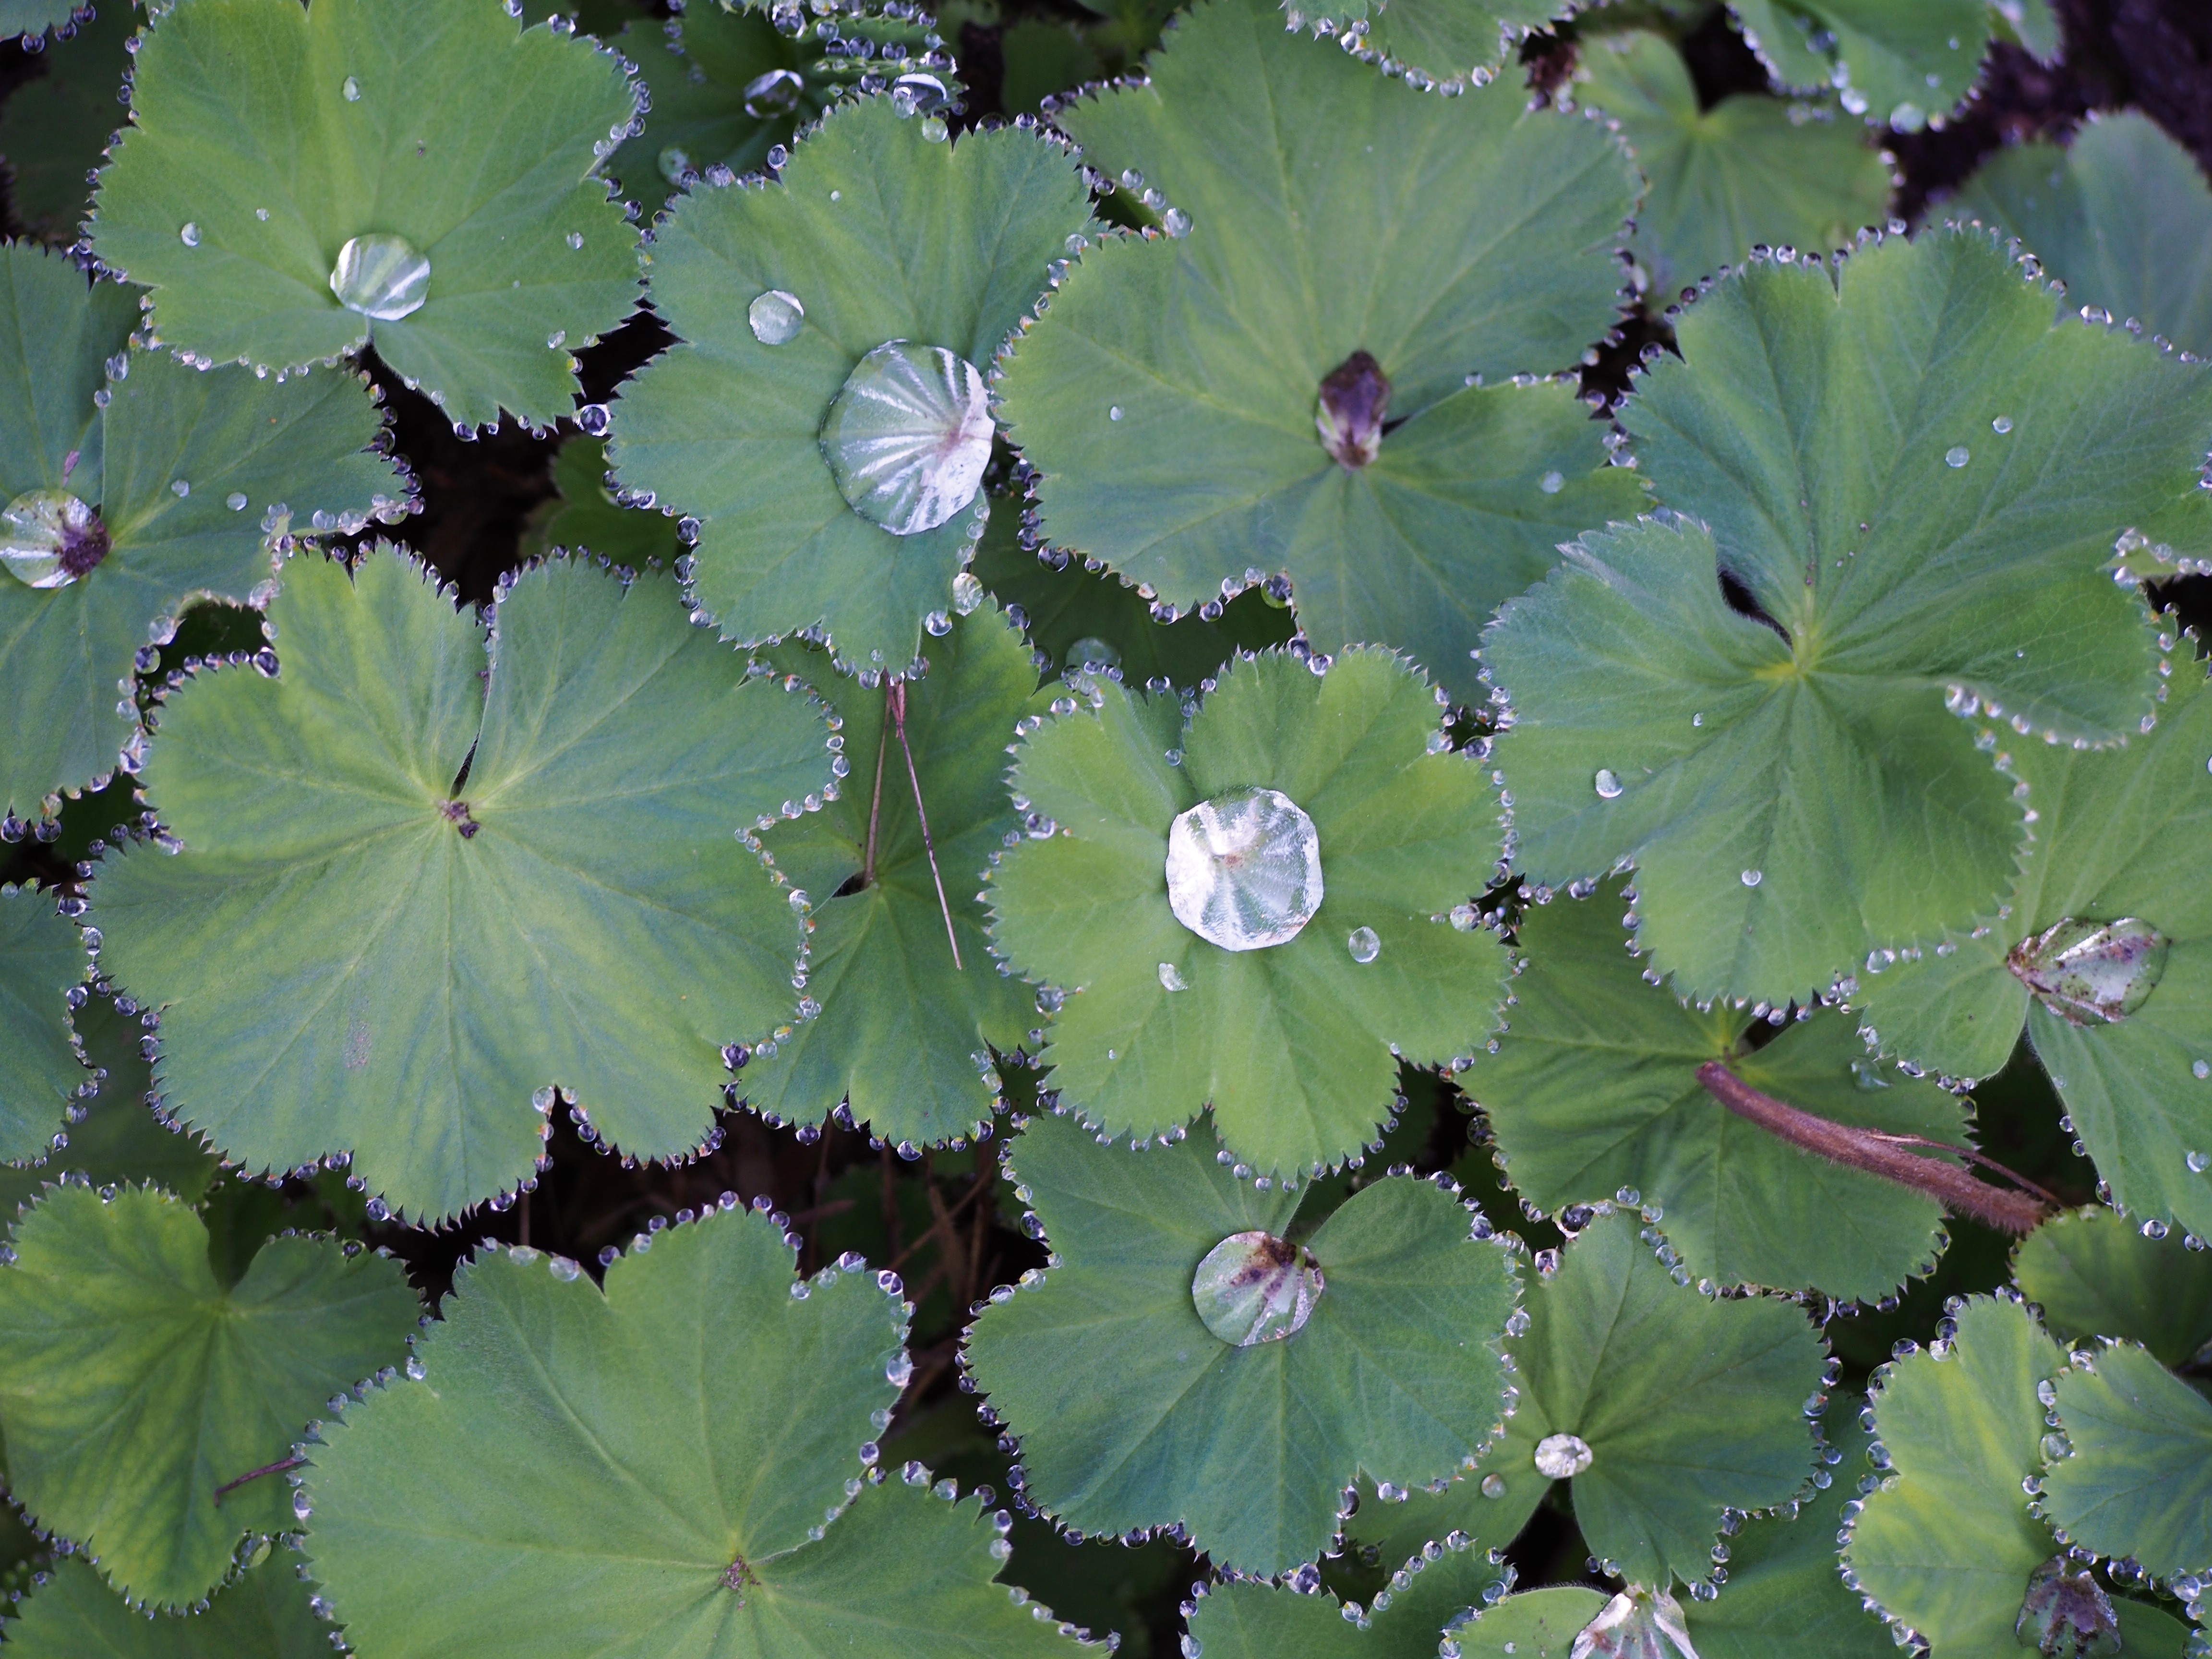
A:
[950,569,985,615]
[1532,1432,1593,1480]
[1164,787,1324,952]
[327,233,430,322]
[0,489,106,589]
[1190,1229,1324,1346]
[2008,917,2169,1026]
[1346,925,1380,963]
[1568,1587,1697,1659]
[2015,1558,2123,1658]
[819,341,994,537]
[749,287,805,346]
[745,67,805,119]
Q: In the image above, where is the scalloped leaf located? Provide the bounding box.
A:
[87,0,642,430]
[609,95,1090,672]
[986,647,1509,1180]
[0,1551,328,1658]
[1482,228,2212,1006]
[1000,0,1641,704]
[1956,110,2212,358]
[1501,1207,1825,1590]
[1467,881,1961,1302]
[962,1109,1521,1575]
[1274,0,1570,90]
[741,604,1043,1146]
[2012,1206,2212,1369]
[0,1,87,45]
[517,433,681,565]
[0,1183,416,1610]
[86,549,832,1225]
[1180,1530,1507,1658]
[0,885,83,1164]
[1449,1587,1607,1658]
[0,244,401,819]
[2041,1343,2212,1581]
[1727,0,1991,129]
[0,0,133,242]
[1852,661,2212,1242]
[301,1209,1058,1659]
[1576,30,1892,295]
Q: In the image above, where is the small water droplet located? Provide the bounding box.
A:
[1108,405,1123,421]
[404,1354,425,1380]
[1993,415,2013,433]
[2194,1060,2209,1081]
[226,491,249,511]
[919,114,948,142]
[1741,868,1762,888]
[658,145,692,184]
[1533,1433,1593,1479]
[1158,960,1190,991]
[169,478,190,498]
[179,221,200,246]
[1539,470,1564,494]
[743,67,804,118]
[1190,1230,1323,1346]
[566,230,584,250]
[950,569,985,614]
[1945,445,1971,469]
[2008,917,2168,1025]
[2187,1149,2210,1173]
[1480,1473,1506,1498]
[342,75,360,100]
[0,491,107,588]
[819,341,993,536]
[1165,788,1323,951]
[1594,768,1622,799]
[1346,926,1380,963]
[1890,101,1926,132]
[1449,902,1479,931]
[748,288,804,345]
[329,233,431,321]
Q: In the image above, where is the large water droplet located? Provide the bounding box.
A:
[1346,926,1379,963]
[1594,768,1622,800]
[2016,1556,2120,1658]
[1,491,108,588]
[743,67,804,118]
[1740,869,1761,888]
[2008,917,2168,1025]
[329,233,431,321]
[1316,349,1389,469]
[1165,787,1323,951]
[1190,1230,1322,1346]
[950,569,985,614]
[1479,1473,1506,1498]
[1533,1432,1593,1479]
[819,341,993,536]
[1570,1586,1697,1659]
[748,288,804,345]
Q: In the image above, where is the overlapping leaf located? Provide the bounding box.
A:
[2012,1206,2212,1368]
[963,1110,1520,1575]
[0,242,400,819]
[2041,1343,2212,1581]
[0,1183,417,1609]
[1482,228,2212,1006]
[87,549,833,1224]
[986,647,1509,1180]
[1577,30,1892,295]
[611,95,1091,672]
[517,434,680,565]
[0,1,87,46]
[1,1551,328,1658]
[1467,881,1962,1302]
[88,0,642,429]
[0,0,132,241]
[1178,1534,1505,1659]
[1272,0,1569,90]
[1448,1587,1606,1658]
[1854,661,2212,1242]
[1728,0,1990,130]
[0,884,83,1164]
[742,604,1042,1147]
[1001,0,1641,704]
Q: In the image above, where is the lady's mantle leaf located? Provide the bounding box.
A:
[986,647,1509,1181]
[1468,881,1962,1303]
[0,243,401,820]
[0,1183,417,1610]
[304,1206,1073,1659]
[2042,1343,2212,1581]
[2012,1206,2212,1369]
[1957,110,2212,358]
[1727,0,1990,130]
[1482,228,2212,1007]
[1179,1530,1506,1659]
[741,605,1042,1147]
[87,550,834,1225]
[0,885,84,1164]
[1576,30,1892,295]
[0,0,87,46]
[0,1,134,242]
[964,1110,1519,1575]
[88,0,642,430]
[1448,1587,1608,1657]
[3,1551,327,1658]
[1274,0,1570,92]
[1000,0,1641,705]
[518,433,681,565]
[1853,662,2212,1244]
[611,95,1091,673]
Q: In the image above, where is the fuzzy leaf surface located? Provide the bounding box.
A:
[2011,1207,2212,1368]
[1504,1208,1824,1589]
[1853,662,2212,1241]
[2,1551,328,1658]
[963,1111,1520,1575]
[2041,1344,2212,1580]
[744,605,1041,1145]
[612,96,1090,671]
[1577,30,1891,295]
[0,885,83,1164]
[1002,0,1640,703]
[0,1184,416,1609]
[1469,882,1960,1301]
[88,550,830,1224]
[1727,0,1990,125]
[1483,229,2212,1004]
[986,648,1509,1179]
[0,1,133,240]
[88,0,642,428]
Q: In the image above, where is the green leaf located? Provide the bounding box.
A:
[1988,0,2059,63]
[87,0,643,430]
[1728,0,1991,129]
[610,95,1091,673]
[999,0,1641,704]
[1447,1587,1607,1658]
[962,1109,1521,1575]
[1576,30,1892,296]
[1844,1293,2067,1654]
[0,0,85,45]
[2012,1206,2212,1369]
[739,604,1043,1147]
[517,433,681,565]
[0,1,133,242]
[0,243,403,819]
[1180,1530,1506,1659]
[986,647,1509,1180]
[0,1183,417,1609]
[0,885,83,1165]
[1505,1207,1825,1589]
[1000,20,1101,117]
[1853,661,2212,1243]
[1481,228,2212,1006]
[2041,1343,2212,1581]
[1,1550,329,1658]
[1273,0,1570,89]
[1467,881,1961,1302]
[1955,110,2212,359]
[87,549,834,1225]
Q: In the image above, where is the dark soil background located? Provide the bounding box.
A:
[0,2,2208,1649]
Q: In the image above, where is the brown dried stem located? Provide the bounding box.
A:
[213,1454,306,1506]
[889,680,962,970]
